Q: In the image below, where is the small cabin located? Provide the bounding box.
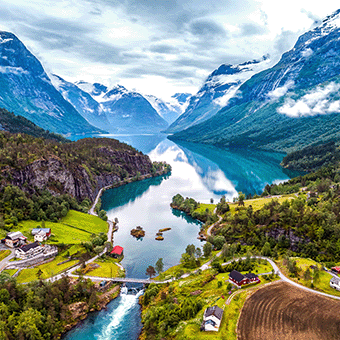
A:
[330,277,340,291]
[331,266,340,275]
[34,230,49,242]
[32,228,51,237]
[5,232,27,248]
[110,245,124,258]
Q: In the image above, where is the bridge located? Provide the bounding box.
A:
[79,275,168,285]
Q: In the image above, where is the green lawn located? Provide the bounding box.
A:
[0,250,11,262]
[277,257,340,297]
[18,210,108,244]
[15,248,79,283]
[88,258,120,278]
[228,195,295,214]
[195,203,215,215]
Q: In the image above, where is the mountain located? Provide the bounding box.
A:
[75,82,169,133]
[0,31,102,135]
[144,94,189,124]
[51,75,111,131]
[166,56,271,133]
[0,107,68,142]
[170,9,340,153]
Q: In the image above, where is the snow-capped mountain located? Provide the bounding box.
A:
[68,81,168,133]
[166,55,271,133]
[0,31,102,135]
[171,9,340,153]
[51,75,111,131]
[144,94,190,124]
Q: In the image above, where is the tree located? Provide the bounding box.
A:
[155,258,164,274]
[36,269,43,280]
[185,244,196,256]
[212,235,226,250]
[203,242,212,257]
[195,247,202,258]
[261,242,272,257]
[146,266,156,279]
[238,192,245,206]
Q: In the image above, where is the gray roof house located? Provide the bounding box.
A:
[202,305,224,332]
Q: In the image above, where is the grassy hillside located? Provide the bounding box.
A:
[0,107,68,142]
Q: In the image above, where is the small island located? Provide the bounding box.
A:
[130,226,145,239]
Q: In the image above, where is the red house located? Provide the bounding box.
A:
[331,266,340,274]
[110,245,124,258]
[229,270,260,288]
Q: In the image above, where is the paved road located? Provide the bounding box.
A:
[0,249,15,272]
[221,256,340,301]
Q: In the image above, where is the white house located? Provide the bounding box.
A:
[5,232,27,248]
[202,305,224,332]
[330,276,340,290]
[34,230,48,242]
[15,242,43,259]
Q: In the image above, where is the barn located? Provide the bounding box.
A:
[110,245,124,258]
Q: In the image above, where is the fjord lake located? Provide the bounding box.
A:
[64,134,299,340]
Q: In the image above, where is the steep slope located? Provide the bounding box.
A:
[0,132,159,202]
[144,94,189,124]
[166,56,271,133]
[0,107,68,142]
[76,82,169,133]
[170,9,340,153]
[51,75,111,131]
[0,31,102,135]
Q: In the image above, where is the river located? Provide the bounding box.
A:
[63,134,299,340]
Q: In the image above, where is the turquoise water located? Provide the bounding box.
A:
[64,134,298,340]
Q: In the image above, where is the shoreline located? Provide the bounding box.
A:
[61,284,121,339]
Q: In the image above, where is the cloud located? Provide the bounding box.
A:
[149,44,179,54]
[267,80,294,100]
[239,23,268,36]
[301,48,313,58]
[278,82,340,118]
[189,19,227,38]
[273,30,299,56]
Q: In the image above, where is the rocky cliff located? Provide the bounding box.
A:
[0,132,157,202]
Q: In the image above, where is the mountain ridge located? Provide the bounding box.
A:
[169,9,340,153]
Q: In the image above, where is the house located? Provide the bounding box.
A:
[5,232,27,248]
[110,245,124,258]
[229,270,260,288]
[244,273,261,284]
[201,305,224,332]
[34,230,49,242]
[331,266,340,275]
[15,241,43,259]
[330,277,340,290]
[32,228,51,237]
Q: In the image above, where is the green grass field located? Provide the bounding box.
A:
[228,195,295,214]
[89,258,120,278]
[18,210,108,244]
[277,257,340,297]
[195,203,215,215]
[0,250,11,262]
[15,248,79,284]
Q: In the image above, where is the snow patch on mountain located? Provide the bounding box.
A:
[278,82,340,117]
[0,66,29,75]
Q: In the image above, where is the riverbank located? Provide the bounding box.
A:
[62,283,121,337]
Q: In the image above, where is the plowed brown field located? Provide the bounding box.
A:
[237,281,340,340]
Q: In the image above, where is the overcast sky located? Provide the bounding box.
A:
[0,0,339,100]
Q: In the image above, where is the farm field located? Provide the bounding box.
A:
[237,281,340,340]
[18,210,108,244]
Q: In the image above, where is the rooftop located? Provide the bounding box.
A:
[111,245,124,255]
[19,241,40,253]
[229,270,245,282]
[204,305,224,320]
